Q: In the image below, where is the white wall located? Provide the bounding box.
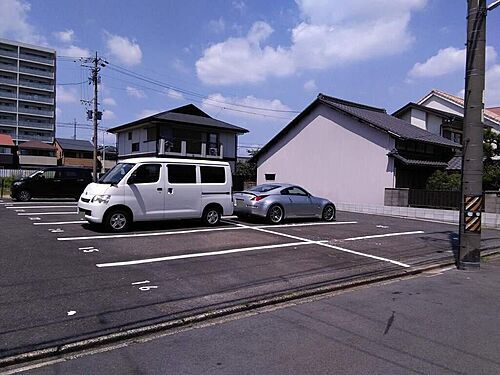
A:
[256,106,395,206]
[426,113,443,135]
[410,108,427,129]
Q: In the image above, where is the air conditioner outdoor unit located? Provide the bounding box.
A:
[208,147,217,156]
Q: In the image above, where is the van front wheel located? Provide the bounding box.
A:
[202,206,221,226]
[105,209,131,232]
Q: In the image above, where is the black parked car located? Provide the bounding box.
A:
[11,167,93,201]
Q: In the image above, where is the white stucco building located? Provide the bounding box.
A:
[253,94,459,206]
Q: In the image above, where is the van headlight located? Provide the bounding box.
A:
[91,194,111,204]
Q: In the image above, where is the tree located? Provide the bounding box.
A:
[235,148,259,181]
[483,128,500,162]
[426,170,461,191]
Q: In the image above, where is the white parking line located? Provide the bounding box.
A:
[344,231,424,241]
[56,221,358,241]
[96,241,323,268]
[226,220,411,268]
[6,205,77,209]
[18,212,78,216]
[33,220,86,225]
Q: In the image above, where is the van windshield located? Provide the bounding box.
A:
[98,163,134,184]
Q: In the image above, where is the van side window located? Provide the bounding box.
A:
[131,164,161,184]
[61,170,78,179]
[168,164,196,184]
[200,166,225,183]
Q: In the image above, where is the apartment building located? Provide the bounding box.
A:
[0,38,56,145]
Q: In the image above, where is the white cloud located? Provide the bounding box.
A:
[408,46,497,78]
[196,21,294,85]
[486,64,500,107]
[171,58,189,74]
[56,86,78,103]
[103,97,117,106]
[232,0,245,12]
[303,79,317,92]
[56,107,62,117]
[166,89,184,100]
[104,31,142,66]
[208,17,225,34]
[137,109,161,119]
[202,93,292,121]
[126,86,147,99]
[0,0,46,44]
[196,0,427,85]
[58,45,91,58]
[102,110,116,120]
[53,29,74,43]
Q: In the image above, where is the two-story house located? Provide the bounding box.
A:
[108,104,248,172]
[393,89,500,171]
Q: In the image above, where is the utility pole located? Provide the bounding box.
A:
[73,118,77,140]
[81,52,107,182]
[459,0,488,269]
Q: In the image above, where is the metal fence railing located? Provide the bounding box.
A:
[0,169,38,178]
[408,189,461,210]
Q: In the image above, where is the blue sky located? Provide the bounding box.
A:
[1,0,499,153]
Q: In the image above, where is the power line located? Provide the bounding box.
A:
[56,81,86,86]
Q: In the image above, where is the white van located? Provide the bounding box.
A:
[77,157,233,232]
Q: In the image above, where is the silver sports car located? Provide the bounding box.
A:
[233,183,336,224]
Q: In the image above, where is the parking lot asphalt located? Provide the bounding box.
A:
[1,198,499,361]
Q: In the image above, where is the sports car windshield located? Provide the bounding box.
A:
[98,163,134,184]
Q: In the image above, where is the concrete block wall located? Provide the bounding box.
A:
[336,202,500,229]
[384,188,409,207]
[485,191,500,214]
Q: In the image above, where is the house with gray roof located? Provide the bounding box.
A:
[252,94,460,206]
[108,104,248,171]
[55,138,94,168]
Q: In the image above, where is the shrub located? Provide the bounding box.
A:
[426,170,461,191]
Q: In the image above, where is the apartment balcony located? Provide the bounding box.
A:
[0,62,17,73]
[0,77,17,86]
[19,66,54,79]
[19,80,54,91]
[0,104,17,113]
[0,49,18,59]
[19,53,54,66]
[18,93,54,104]
[18,120,54,130]
[0,91,16,99]
[18,107,54,117]
[0,118,16,126]
[18,134,53,142]
[157,138,224,159]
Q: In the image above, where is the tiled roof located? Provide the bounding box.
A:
[318,94,461,148]
[18,140,55,150]
[0,134,14,147]
[387,151,449,168]
[420,89,500,124]
[446,155,462,171]
[108,104,248,134]
[56,138,94,151]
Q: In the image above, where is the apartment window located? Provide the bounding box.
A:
[0,147,12,155]
[128,132,132,140]
[131,142,139,152]
[168,164,196,184]
[265,173,276,181]
[130,164,161,184]
[200,166,225,183]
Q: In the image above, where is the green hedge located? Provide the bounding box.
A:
[0,177,14,197]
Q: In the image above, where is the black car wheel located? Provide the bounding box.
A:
[322,204,336,222]
[267,205,284,224]
[203,206,221,226]
[104,209,131,232]
[16,190,32,202]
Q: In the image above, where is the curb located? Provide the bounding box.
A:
[2,249,500,368]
